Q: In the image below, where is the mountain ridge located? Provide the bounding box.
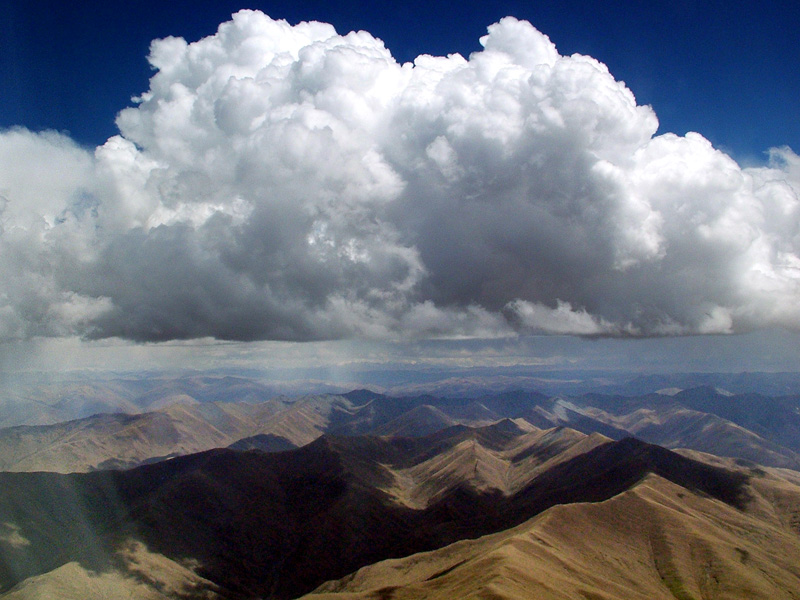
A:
[2,386,800,474]
[0,422,756,599]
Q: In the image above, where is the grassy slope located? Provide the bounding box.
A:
[303,473,800,600]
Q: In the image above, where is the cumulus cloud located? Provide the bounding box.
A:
[0,11,798,342]
[0,129,110,340]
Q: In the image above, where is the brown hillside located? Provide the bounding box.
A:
[304,473,800,600]
[0,432,752,599]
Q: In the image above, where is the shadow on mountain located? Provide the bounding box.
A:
[227,434,297,452]
[0,428,750,599]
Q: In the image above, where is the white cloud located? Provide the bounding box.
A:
[0,12,798,342]
[508,300,627,336]
[0,128,95,228]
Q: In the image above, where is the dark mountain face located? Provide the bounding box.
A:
[227,433,297,452]
[514,437,750,511]
[0,428,749,600]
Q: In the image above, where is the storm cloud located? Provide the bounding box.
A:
[1,11,798,342]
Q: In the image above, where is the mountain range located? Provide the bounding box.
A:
[2,387,800,473]
[5,370,800,430]
[2,380,800,598]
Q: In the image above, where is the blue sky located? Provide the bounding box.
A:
[1,0,799,376]
[3,0,798,162]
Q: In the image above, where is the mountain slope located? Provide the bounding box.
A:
[0,431,752,599]
[0,541,219,600]
[0,402,273,473]
[303,473,800,600]
[560,390,800,469]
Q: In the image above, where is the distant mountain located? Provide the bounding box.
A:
[6,370,800,430]
[383,370,800,398]
[0,374,348,429]
[0,425,765,600]
[368,404,457,438]
[672,387,800,450]
[0,393,385,472]
[565,389,800,469]
[3,386,800,473]
[0,400,287,472]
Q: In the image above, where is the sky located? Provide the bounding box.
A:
[1,0,799,376]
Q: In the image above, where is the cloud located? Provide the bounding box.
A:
[0,11,798,342]
[0,129,110,340]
